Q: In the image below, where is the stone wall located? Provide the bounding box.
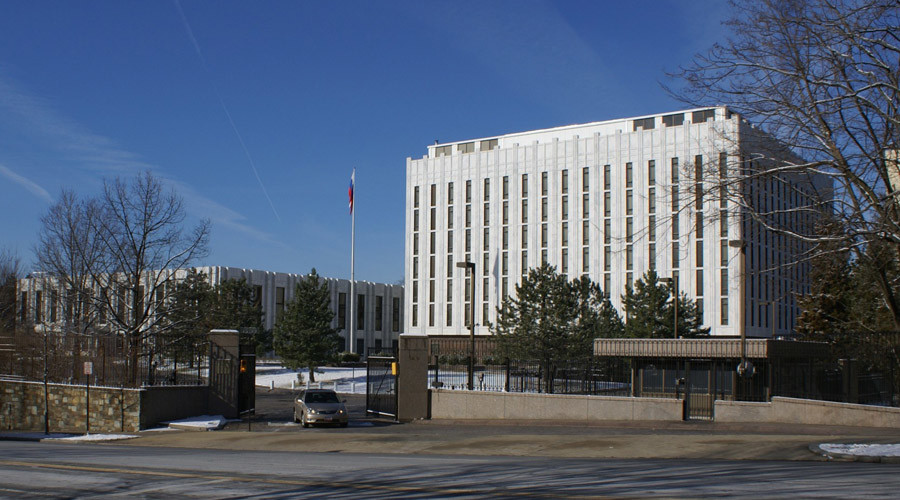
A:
[1,379,141,433]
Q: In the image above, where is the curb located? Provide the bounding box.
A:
[0,434,44,442]
[808,443,900,463]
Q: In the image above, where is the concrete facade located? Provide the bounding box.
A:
[405,107,829,337]
[430,390,683,422]
[428,390,900,428]
[715,397,900,429]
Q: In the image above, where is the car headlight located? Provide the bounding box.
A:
[307,409,318,415]
[338,409,345,415]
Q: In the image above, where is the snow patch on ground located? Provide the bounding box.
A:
[255,364,368,393]
[820,443,900,457]
[53,433,138,442]
[164,415,229,431]
[0,432,138,442]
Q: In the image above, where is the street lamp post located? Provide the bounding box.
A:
[456,261,476,391]
[35,324,49,435]
[659,277,678,339]
[728,239,753,377]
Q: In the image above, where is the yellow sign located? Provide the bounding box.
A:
[391,362,397,376]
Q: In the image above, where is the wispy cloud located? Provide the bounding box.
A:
[0,74,275,242]
[0,75,154,176]
[0,163,53,203]
[174,0,281,223]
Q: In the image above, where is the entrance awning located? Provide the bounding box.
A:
[593,338,829,359]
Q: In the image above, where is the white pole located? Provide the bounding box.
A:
[349,168,356,354]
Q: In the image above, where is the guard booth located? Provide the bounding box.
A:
[366,347,397,419]
[594,338,831,421]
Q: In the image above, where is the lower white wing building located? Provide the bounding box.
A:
[17,266,404,354]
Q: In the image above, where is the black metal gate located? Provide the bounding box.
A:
[682,360,714,420]
[366,348,397,419]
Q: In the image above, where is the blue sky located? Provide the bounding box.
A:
[0,0,731,284]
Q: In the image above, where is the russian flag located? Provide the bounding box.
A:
[348,170,355,214]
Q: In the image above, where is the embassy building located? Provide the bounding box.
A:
[404,107,829,338]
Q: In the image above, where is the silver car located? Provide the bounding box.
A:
[294,389,349,428]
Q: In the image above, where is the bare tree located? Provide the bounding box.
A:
[89,171,210,382]
[34,190,105,336]
[32,171,210,383]
[0,248,22,336]
[670,0,900,329]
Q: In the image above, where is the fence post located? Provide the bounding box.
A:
[504,359,510,392]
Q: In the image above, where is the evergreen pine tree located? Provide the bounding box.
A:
[622,270,708,338]
[273,269,340,382]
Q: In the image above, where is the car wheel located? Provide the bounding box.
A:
[293,410,300,424]
[340,422,348,428]
[301,413,310,428]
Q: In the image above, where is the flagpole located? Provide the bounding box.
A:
[349,169,356,355]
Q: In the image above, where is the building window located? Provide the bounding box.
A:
[662,113,684,127]
[480,139,498,151]
[357,294,365,330]
[626,162,633,188]
[50,289,58,323]
[721,298,729,325]
[338,292,346,329]
[375,295,383,331]
[34,291,42,324]
[457,142,474,154]
[392,297,400,332]
[275,287,285,322]
[692,109,715,123]
[633,117,655,131]
[435,145,452,157]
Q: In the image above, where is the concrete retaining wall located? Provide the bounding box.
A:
[430,389,682,422]
[715,397,900,428]
[139,385,209,429]
[1,379,141,433]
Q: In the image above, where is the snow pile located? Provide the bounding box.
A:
[53,434,138,442]
[255,364,367,393]
[164,415,228,431]
[820,443,900,457]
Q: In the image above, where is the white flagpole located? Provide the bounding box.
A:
[349,169,356,355]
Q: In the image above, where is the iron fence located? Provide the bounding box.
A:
[0,332,208,388]
[425,335,899,406]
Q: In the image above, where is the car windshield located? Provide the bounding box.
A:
[305,392,340,404]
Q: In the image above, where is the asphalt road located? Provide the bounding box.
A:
[2,441,900,498]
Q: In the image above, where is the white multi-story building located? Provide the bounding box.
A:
[405,107,828,337]
[17,266,404,354]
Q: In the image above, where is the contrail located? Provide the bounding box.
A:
[174,0,281,222]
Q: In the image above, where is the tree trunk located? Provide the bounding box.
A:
[308,366,316,383]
